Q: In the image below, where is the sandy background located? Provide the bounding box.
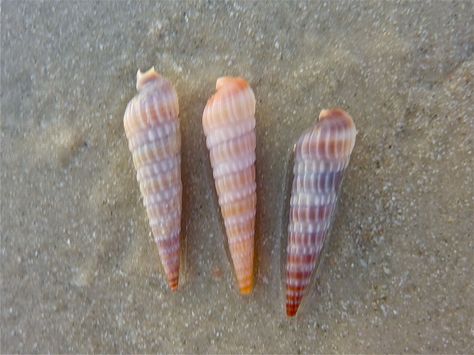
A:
[1,1,473,353]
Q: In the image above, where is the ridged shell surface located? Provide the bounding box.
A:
[202,77,256,295]
[286,109,356,316]
[123,67,181,291]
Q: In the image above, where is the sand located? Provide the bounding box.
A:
[1,1,473,353]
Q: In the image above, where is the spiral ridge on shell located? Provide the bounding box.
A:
[286,109,356,316]
[202,77,256,295]
[124,67,182,291]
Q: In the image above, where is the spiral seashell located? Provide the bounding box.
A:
[285,108,356,316]
[123,67,181,291]
[202,77,256,295]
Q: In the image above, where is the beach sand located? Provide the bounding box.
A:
[1,1,473,353]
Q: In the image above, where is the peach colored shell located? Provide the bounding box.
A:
[124,67,182,290]
[202,77,256,295]
[285,109,356,316]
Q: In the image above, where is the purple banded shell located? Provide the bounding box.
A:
[123,67,182,291]
[202,77,256,295]
[285,108,356,316]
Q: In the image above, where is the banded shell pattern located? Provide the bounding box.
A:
[202,77,257,295]
[124,68,182,290]
[285,109,356,316]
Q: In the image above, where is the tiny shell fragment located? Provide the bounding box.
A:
[285,108,356,316]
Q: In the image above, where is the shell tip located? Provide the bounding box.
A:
[286,304,298,317]
[319,108,345,120]
[216,76,248,91]
[319,108,331,120]
[319,108,355,128]
[319,108,351,120]
[239,284,254,295]
[216,76,231,90]
[168,276,179,291]
[136,66,160,91]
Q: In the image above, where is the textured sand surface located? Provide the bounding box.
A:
[1,1,473,353]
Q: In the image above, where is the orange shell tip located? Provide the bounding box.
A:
[216,76,248,91]
[319,108,351,121]
[239,284,253,295]
[286,306,297,317]
[319,108,356,131]
[136,66,160,91]
[168,277,179,291]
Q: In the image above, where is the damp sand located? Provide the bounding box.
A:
[1,1,473,353]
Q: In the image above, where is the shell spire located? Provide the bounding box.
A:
[136,67,161,91]
[285,108,356,316]
[124,67,182,291]
[202,77,257,295]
